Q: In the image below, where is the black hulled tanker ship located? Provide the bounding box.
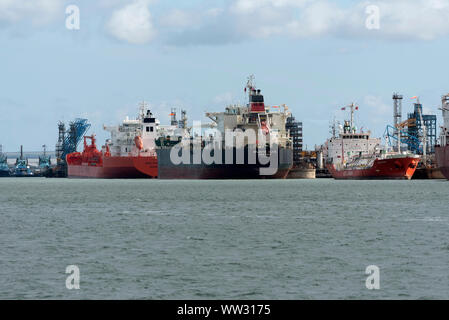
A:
[156,76,293,179]
[157,145,293,179]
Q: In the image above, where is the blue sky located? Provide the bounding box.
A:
[1,0,449,151]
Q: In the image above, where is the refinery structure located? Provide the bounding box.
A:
[385,93,441,179]
[386,94,437,156]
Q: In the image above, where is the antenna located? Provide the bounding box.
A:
[350,103,355,130]
[170,108,178,126]
[330,117,337,138]
[246,74,255,102]
[139,100,149,119]
[180,110,187,129]
[246,74,255,90]
[342,103,358,132]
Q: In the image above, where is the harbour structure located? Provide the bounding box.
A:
[47,118,91,177]
[325,103,419,180]
[392,93,404,152]
[285,115,303,163]
[66,102,158,178]
[0,144,11,177]
[285,117,316,179]
[407,99,437,154]
[385,93,420,153]
[156,76,293,179]
[435,93,449,180]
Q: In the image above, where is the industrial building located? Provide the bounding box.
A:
[285,115,303,165]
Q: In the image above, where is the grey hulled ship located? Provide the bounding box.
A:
[156,76,293,179]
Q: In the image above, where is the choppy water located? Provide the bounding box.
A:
[0,177,448,299]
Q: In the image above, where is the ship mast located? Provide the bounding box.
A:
[246,74,255,103]
[342,103,357,133]
[139,101,149,119]
[350,103,355,132]
[330,117,337,138]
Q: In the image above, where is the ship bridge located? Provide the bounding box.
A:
[340,133,370,140]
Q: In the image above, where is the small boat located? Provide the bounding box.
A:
[0,154,11,177]
[35,145,51,176]
[14,146,34,177]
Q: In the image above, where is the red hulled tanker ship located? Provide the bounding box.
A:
[66,104,158,178]
[327,156,419,180]
[324,103,419,180]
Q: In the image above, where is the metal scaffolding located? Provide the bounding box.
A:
[286,115,303,165]
[407,103,437,154]
[55,118,90,164]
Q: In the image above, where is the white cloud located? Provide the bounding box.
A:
[160,7,225,30]
[233,0,449,40]
[213,92,234,105]
[3,0,449,45]
[372,0,449,40]
[159,9,196,29]
[231,0,309,13]
[0,0,63,25]
[360,95,392,130]
[363,95,390,115]
[286,1,345,37]
[290,0,449,40]
[106,0,156,44]
[161,0,449,45]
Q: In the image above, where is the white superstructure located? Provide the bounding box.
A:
[103,102,159,157]
[204,77,292,149]
[324,104,381,166]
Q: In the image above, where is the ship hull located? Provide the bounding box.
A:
[435,145,449,180]
[0,170,11,177]
[68,156,157,179]
[327,157,419,180]
[286,167,316,179]
[412,166,445,179]
[157,146,292,179]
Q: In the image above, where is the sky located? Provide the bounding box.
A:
[1,0,449,152]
